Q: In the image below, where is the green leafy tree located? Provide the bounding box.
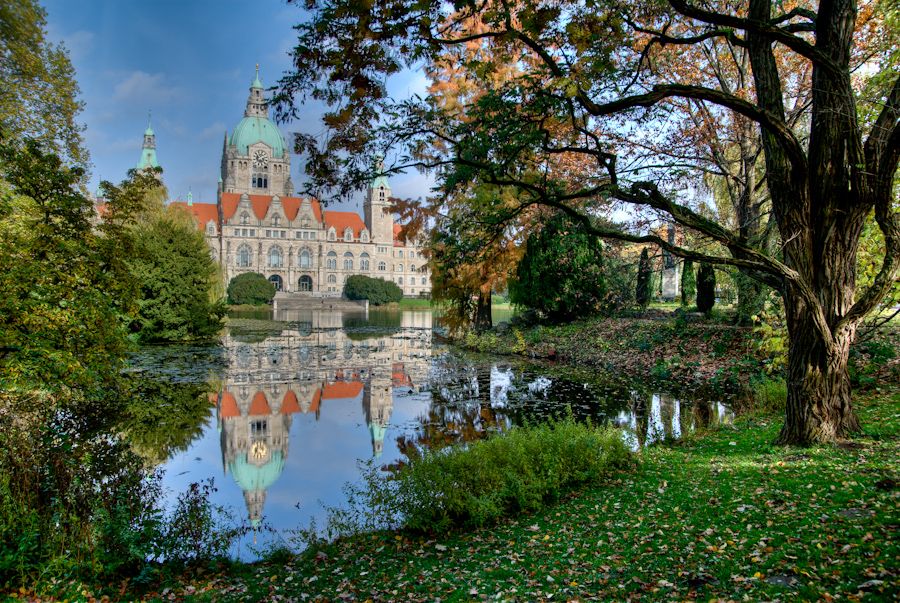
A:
[0,142,161,583]
[125,203,225,342]
[227,272,276,306]
[635,248,652,309]
[0,0,89,167]
[696,264,717,314]
[681,259,696,306]
[510,212,605,322]
[273,0,900,445]
[345,275,403,305]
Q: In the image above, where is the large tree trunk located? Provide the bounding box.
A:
[473,290,492,332]
[776,297,861,445]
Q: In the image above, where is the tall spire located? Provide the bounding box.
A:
[136,112,160,171]
[187,187,193,206]
[246,66,267,118]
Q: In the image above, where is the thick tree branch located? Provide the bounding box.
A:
[667,0,840,77]
[579,84,807,178]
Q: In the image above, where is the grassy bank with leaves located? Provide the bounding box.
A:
[24,387,900,602]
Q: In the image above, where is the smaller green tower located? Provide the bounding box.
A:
[136,111,160,172]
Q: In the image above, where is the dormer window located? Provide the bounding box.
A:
[344,228,353,241]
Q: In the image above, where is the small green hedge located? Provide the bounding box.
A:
[344,275,402,306]
[227,272,275,306]
[339,417,629,535]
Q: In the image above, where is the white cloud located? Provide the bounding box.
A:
[159,117,188,139]
[45,26,94,64]
[200,122,228,142]
[113,71,182,105]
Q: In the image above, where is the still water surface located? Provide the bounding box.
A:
[130,308,732,558]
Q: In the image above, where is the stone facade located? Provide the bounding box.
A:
[177,69,432,297]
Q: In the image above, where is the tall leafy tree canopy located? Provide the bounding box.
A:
[0,0,88,168]
[125,202,226,342]
[273,0,900,445]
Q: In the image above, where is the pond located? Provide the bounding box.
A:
[128,308,733,559]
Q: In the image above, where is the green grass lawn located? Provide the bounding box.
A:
[35,388,899,602]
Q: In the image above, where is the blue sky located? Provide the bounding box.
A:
[42,0,431,212]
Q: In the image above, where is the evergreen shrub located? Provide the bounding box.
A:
[635,247,652,308]
[509,212,607,321]
[344,275,402,305]
[681,259,696,306]
[227,272,275,306]
[696,264,716,313]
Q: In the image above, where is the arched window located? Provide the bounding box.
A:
[398,277,403,285]
[299,247,312,269]
[273,215,281,227]
[328,230,336,241]
[378,262,386,271]
[268,246,284,268]
[268,274,283,291]
[344,228,353,241]
[343,252,354,271]
[410,251,415,259]
[361,231,369,242]
[240,211,250,225]
[327,274,336,283]
[263,177,268,188]
[236,244,252,267]
[398,264,404,272]
[326,251,337,270]
[410,277,416,285]
[410,265,416,272]
[207,223,216,235]
[298,275,313,291]
[360,254,370,271]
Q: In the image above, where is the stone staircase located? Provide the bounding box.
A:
[272,291,367,310]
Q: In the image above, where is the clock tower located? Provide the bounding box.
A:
[220,67,294,196]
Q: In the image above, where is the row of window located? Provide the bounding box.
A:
[234,245,426,274]
[233,228,322,240]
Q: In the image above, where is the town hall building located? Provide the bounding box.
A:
[175,68,432,297]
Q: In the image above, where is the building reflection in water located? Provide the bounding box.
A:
[214,310,432,527]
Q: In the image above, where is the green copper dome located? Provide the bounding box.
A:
[229,116,286,158]
[228,450,285,493]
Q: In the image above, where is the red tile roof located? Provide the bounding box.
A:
[221,393,240,418]
[322,380,364,400]
[220,193,324,223]
[249,391,271,416]
[392,363,413,387]
[323,211,366,240]
[171,202,219,231]
[281,390,302,414]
